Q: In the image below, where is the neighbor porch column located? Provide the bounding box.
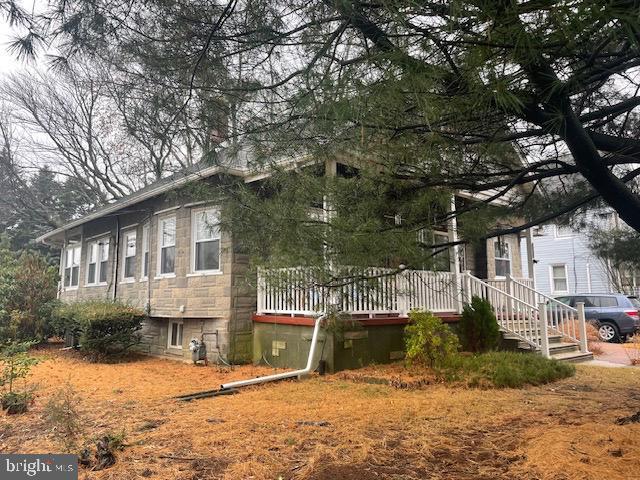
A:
[447,195,463,313]
[525,228,536,289]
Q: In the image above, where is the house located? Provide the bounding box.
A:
[519,211,640,297]
[37,153,591,369]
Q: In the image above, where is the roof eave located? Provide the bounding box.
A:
[36,165,247,244]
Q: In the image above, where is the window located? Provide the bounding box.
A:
[554,224,573,238]
[158,216,176,275]
[122,230,137,280]
[192,208,221,273]
[86,238,109,285]
[64,245,81,288]
[597,296,618,308]
[168,321,183,349]
[554,296,573,306]
[99,240,109,283]
[494,240,511,278]
[574,296,596,308]
[141,224,150,279]
[87,242,98,284]
[551,264,568,293]
[417,229,451,272]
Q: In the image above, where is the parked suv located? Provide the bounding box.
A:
[553,294,640,343]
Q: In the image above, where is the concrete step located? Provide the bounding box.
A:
[504,332,563,343]
[548,342,581,355]
[549,350,594,363]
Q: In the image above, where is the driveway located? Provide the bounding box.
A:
[591,340,639,366]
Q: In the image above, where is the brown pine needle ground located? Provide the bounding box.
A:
[1,345,638,480]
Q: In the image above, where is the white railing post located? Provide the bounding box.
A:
[257,268,265,314]
[538,302,550,358]
[505,273,514,322]
[463,270,472,304]
[576,302,589,353]
[397,270,409,316]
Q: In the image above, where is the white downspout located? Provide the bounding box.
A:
[220,313,326,390]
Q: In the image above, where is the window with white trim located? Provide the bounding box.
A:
[86,239,109,285]
[551,264,568,293]
[191,208,221,273]
[86,242,98,285]
[494,239,511,278]
[168,321,183,349]
[141,224,150,279]
[554,224,573,238]
[158,216,176,275]
[417,229,450,272]
[64,245,81,288]
[122,230,137,280]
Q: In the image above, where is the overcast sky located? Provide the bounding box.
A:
[0,1,39,77]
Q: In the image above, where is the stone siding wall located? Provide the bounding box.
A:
[58,186,256,363]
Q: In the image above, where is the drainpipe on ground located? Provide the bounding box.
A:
[220,313,327,390]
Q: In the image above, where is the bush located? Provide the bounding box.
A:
[459,296,501,352]
[53,301,145,359]
[404,310,460,368]
[43,382,84,452]
[0,341,39,414]
[445,351,575,388]
[0,248,59,342]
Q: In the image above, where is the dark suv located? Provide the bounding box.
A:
[554,294,640,343]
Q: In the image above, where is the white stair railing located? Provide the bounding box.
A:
[463,272,542,350]
[508,277,588,352]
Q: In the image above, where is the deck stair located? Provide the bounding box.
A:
[466,273,593,363]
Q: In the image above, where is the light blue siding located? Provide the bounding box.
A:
[520,225,612,296]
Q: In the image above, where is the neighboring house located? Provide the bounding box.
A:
[38,152,552,368]
[520,221,614,297]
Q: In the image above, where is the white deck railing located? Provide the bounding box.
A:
[257,267,459,316]
[256,267,589,357]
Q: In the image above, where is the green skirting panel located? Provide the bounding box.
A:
[253,322,409,373]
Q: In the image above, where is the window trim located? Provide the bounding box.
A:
[85,237,110,287]
[63,244,81,290]
[167,320,184,349]
[85,241,98,286]
[140,223,150,282]
[550,264,569,294]
[190,207,222,276]
[120,228,137,283]
[493,239,512,279]
[554,224,574,239]
[156,215,177,278]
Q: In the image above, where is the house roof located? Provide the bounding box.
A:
[36,149,253,245]
[36,145,520,245]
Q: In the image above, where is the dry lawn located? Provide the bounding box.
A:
[1,345,639,480]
